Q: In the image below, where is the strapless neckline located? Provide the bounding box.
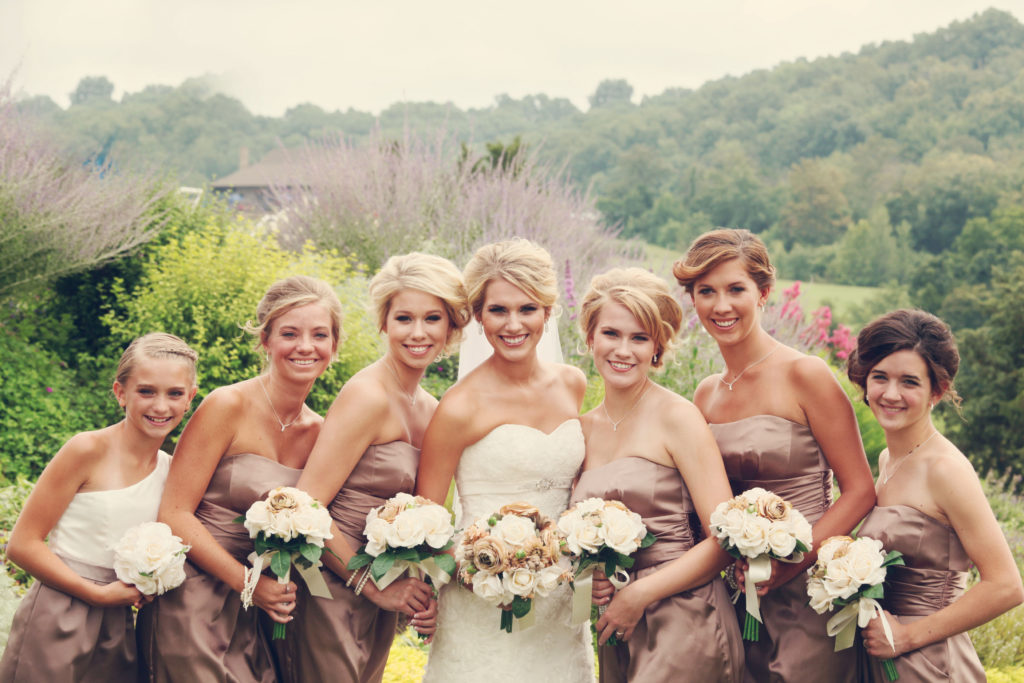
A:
[709,413,809,430]
[482,418,580,439]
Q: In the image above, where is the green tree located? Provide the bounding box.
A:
[69,76,114,106]
[777,159,852,248]
[588,79,634,109]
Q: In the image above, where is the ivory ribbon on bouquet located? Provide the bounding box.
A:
[826,597,895,652]
[742,552,805,623]
[372,557,452,591]
[571,564,632,626]
[240,550,333,609]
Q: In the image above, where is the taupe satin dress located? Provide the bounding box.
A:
[857,505,985,682]
[709,414,856,683]
[572,456,743,683]
[0,451,170,683]
[277,441,420,683]
[137,453,301,683]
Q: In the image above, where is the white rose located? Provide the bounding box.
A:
[710,506,747,544]
[112,522,189,595]
[574,498,605,516]
[364,516,391,557]
[806,576,834,614]
[419,505,455,549]
[733,515,771,558]
[534,563,566,598]
[601,507,645,555]
[243,501,273,538]
[503,567,538,597]
[816,536,852,565]
[790,514,814,550]
[267,509,296,542]
[490,514,536,549]
[843,538,887,588]
[766,524,797,558]
[822,557,859,600]
[391,492,417,508]
[291,505,332,547]
[740,488,770,508]
[385,508,428,549]
[471,571,509,606]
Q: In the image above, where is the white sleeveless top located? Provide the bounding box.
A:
[49,451,171,568]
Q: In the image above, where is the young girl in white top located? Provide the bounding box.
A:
[0,333,198,682]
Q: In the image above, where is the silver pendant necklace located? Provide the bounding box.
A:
[384,360,418,406]
[720,344,779,391]
[881,430,939,485]
[603,382,653,432]
[259,376,300,432]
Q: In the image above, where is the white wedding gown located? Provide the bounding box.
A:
[423,419,595,682]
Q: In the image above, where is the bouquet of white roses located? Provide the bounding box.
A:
[806,535,905,681]
[456,502,570,633]
[557,497,656,645]
[236,486,335,639]
[112,522,190,596]
[346,492,456,591]
[709,487,813,641]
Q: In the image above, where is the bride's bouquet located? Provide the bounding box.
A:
[806,535,905,681]
[557,497,656,645]
[346,492,456,592]
[709,487,813,641]
[237,486,335,639]
[112,522,190,596]
[456,502,570,633]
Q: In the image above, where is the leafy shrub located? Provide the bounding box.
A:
[99,218,380,420]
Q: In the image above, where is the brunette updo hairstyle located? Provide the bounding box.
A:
[114,333,199,388]
[463,239,558,319]
[369,252,472,356]
[672,228,776,296]
[846,309,961,408]
[578,268,683,369]
[243,276,344,361]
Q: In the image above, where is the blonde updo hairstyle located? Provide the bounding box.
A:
[464,239,559,319]
[114,332,199,389]
[672,228,776,297]
[578,268,683,369]
[243,275,344,364]
[369,252,472,356]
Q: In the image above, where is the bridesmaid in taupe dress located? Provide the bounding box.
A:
[847,310,1022,681]
[283,253,470,683]
[572,268,742,682]
[142,276,343,682]
[674,229,876,683]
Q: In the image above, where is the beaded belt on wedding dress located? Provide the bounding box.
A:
[457,476,575,496]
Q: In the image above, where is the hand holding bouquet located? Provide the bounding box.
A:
[112,521,190,596]
[456,502,570,633]
[709,487,813,640]
[557,497,655,645]
[346,492,456,595]
[806,535,904,680]
[237,486,335,639]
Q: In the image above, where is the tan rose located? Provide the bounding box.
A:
[539,524,562,561]
[267,488,300,512]
[756,492,791,521]
[472,537,510,574]
[379,500,403,522]
[603,500,629,513]
[499,502,543,526]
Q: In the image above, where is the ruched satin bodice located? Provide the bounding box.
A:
[573,457,700,570]
[329,441,419,551]
[858,505,971,616]
[571,456,743,682]
[193,453,301,561]
[710,414,833,523]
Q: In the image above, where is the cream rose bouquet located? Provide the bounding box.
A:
[709,487,813,641]
[346,492,456,593]
[557,497,656,645]
[456,502,570,633]
[112,522,190,596]
[806,535,905,681]
[236,486,335,639]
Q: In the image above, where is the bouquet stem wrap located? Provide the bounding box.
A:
[826,598,899,680]
[742,555,772,639]
[572,564,631,626]
[241,549,334,639]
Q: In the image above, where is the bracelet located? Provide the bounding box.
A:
[354,567,372,596]
[723,564,739,591]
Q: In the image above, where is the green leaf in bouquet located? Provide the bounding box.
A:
[394,547,420,562]
[882,550,905,567]
[860,583,886,600]
[298,543,322,566]
[794,539,810,554]
[233,515,245,524]
[604,558,618,579]
[616,553,635,569]
[347,552,373,571]
[511,595,532,618]
[270,550,292,580]
[254,535,273,555]
[371,553,396,581]
[434,553,457,577]
[575,556,596,577]
[438,540,455,552]
[640,531,657,549]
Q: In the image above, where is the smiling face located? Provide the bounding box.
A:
[590,301,655,390]
[478,278,547,363]
[691,258,767,347]
[385,288,451,370]
[114,357,197,439]
[262,303,336,381]
[866,349,940,436]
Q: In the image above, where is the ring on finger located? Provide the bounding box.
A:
[615,630,624,637]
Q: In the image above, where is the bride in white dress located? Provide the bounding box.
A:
[416,239,595,682]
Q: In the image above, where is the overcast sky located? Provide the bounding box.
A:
[2,1,1021,116]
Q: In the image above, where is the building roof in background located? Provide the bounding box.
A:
[211,148,299,189]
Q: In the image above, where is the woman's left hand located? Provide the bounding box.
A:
[410,595,439,642]
[863,609,910,658]
[594,583,645,645]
